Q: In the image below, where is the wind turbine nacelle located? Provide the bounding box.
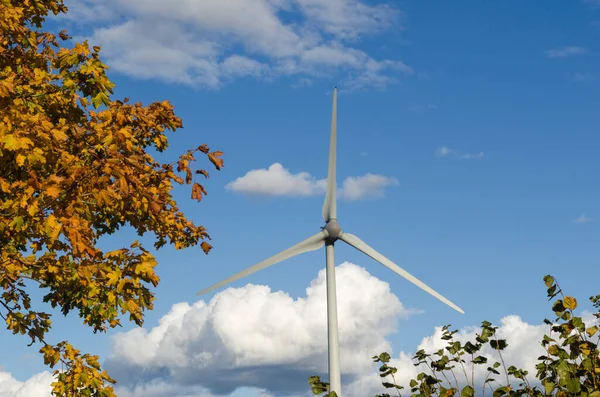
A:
[324,219,342,243]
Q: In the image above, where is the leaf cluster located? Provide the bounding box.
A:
[1,1,223,395]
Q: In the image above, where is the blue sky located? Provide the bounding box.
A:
[1,0,599,396]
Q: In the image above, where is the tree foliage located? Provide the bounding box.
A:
[1,0,223,395]
[309,275,600,397]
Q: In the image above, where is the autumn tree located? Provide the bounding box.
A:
[309,275,600,397]
[1,0,223,395]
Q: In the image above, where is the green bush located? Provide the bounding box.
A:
[309,275,600,397]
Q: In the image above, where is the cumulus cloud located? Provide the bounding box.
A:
[4,306,599,397]
[0,371,54,397]
[436,147,484,160]
[345,315,551,395]
[225,163,398,199]
[60,0,412,90]
[105,262,406,396]
[544,46,587,58]
[341,312,599,396]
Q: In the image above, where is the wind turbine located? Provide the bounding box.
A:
[196,87,464,397]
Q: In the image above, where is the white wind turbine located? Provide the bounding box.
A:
[197,87,464,397]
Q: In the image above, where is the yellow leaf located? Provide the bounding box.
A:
[16,154,26,166]
[563,296,577,310]
[1,135,34,150]
[1,135,18,150]
[126,300,139,313]
[52,129,68,141]
[27,202,39,216]
[44,215,62,240]
[134,259,155,276]
[116,279,128,293]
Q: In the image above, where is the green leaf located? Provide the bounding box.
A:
[565,378,581,394]
[572,316,585,331]
[547,345,559,356]
[463,341,479,354]
[382,382,402,389]
[542,380,554,394]
[560,311,571,321]
[543,275,554,288]
[460,385,474,397]
[586,325,598,337]
[472,356,487,364]
[552,300,565,314]
[490,339,507,350]
[492,386,511,397]
[10,216,24,230]
[378,352,391,363]
[91,93,103,108]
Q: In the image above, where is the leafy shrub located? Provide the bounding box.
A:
[309,275,600,397]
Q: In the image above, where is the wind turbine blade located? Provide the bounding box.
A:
[339,232,465,314]
[322,87,338,222]
[196,232,326,296]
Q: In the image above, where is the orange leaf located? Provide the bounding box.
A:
[208,151,224,170]
[150,201,161,214]
[196,169,209,178]
[45,185,61,199]
[191,183,207,202]
[200,241,212,254]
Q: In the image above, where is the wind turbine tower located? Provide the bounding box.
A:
[197,87,464,397]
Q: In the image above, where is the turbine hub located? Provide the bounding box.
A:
[323,218,342,243]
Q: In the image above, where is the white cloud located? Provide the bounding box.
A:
[225,163,324,197]
[60,0,411,90]
[0,371,54,397]
[294,0,399,40]
[105,262,407,395]
[225,163,398,200]
[4,304,599,397]
[544,46,587,58]
[338,174,399,200]
[459,152,485,160]
[573,213,592,223]
[345,312,599,396]
[436,146,454,157]
[436,147,484,160]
